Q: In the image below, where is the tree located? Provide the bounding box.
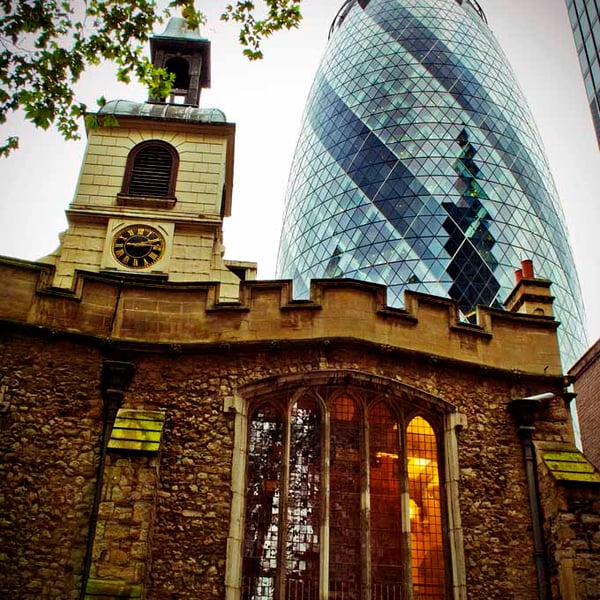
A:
[0,0,303,156]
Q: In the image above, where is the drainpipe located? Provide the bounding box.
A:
[508,393,553,600]
[79,360,135,599]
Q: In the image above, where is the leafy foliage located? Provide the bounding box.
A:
[221,0,302,60]
[0,0,303,156]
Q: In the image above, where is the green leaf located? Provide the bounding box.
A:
[85,113,100,130]
[0,136,19,157]
[102,114,119,128]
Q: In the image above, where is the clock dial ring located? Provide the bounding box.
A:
[112,224,165,269]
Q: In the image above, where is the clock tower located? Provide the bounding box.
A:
[43,18,255,300]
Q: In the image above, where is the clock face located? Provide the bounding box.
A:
[112,224,165,269]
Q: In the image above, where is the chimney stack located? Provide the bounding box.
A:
[521,259,534,279]
[504,259,555,318]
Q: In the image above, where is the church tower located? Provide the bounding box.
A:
[43,18,255,300]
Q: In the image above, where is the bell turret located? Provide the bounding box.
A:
[40,14,257,297]
[149,17,211,106]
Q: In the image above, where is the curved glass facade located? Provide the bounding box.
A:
[277,0,586,366]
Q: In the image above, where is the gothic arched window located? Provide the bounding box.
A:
[120,140,179,202]
[240,389,447,600]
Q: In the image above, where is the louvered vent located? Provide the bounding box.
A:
[129,145,173,197]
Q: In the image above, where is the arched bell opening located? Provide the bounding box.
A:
[165,56,191,96]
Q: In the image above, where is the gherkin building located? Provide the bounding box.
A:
[276,0,587,366]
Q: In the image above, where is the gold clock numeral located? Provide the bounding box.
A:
[112,224,166,270]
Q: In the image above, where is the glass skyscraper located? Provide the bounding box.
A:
[565,0,600,147]
[277,0,586,366]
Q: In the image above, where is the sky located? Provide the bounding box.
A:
[1,0,599,351]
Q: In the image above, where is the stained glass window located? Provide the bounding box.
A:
[330,395,362,599]
[369,402,403,598]
[242,404,284,600]
[241,392,446,600]
[286,399,322,599]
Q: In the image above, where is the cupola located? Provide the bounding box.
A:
[149,17,211,106]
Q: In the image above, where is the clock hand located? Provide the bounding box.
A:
[126,241,157,248]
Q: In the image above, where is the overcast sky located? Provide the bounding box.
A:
[1,0,599,352]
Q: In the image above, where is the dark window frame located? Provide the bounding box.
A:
[118,140,179,207]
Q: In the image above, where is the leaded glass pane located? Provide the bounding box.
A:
[286,399,322,599]
[243,404,284,600]
[407,416,445,600]
[329,395,362,599]
[369,402,403,599]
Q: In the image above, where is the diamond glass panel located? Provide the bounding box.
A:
[566,0,600,148]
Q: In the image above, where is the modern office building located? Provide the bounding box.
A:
[566,0,600,147]
[277,0,587,367]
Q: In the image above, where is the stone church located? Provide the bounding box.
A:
[1,19,599,600]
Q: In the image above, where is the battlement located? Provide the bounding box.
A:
[0,257,561,375]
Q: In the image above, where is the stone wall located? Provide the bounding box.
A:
[87,452,160,597]
[538,454,600,599]
[107,344,553,600]
[0,321,575,599]
[2,263,596,599]
[0,261,563,377]
[0,330,103,599]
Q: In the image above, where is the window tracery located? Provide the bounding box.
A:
[240,387,447,600]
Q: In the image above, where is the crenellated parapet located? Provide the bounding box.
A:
[0,257,562,376]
